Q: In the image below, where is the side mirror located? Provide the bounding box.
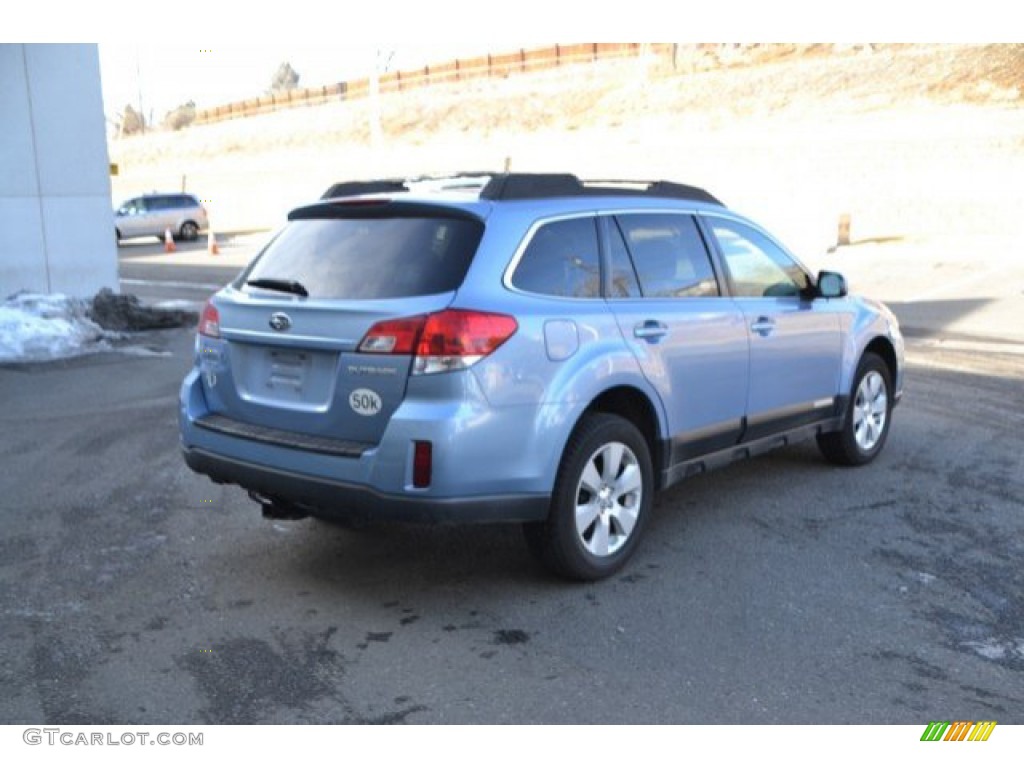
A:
[817,270,847,299]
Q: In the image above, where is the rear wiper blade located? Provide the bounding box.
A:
[245,278,309,297]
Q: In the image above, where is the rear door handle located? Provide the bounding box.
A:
[634,320,669,340]
[750,317,775,337]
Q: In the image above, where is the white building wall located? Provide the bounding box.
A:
[0,44,117,298]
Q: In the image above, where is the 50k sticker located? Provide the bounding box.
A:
[350,388,382,416]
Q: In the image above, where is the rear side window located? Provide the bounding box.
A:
[511,217,600,298]
[616,213,719,298]
[240,216,483,300]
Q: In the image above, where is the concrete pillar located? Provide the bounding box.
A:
[0,44,117,298]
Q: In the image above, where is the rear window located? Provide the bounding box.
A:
[239,216,483,300]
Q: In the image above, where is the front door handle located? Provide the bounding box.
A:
[634,320,669,341]
[750,317,775,337]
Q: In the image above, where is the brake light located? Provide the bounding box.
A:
[357,309,518,375]
[331,198,391,207]
[199,301,220,338]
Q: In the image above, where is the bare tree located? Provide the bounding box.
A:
[164,100,197,131]
[269,62,300,93]
[120,104,146,136]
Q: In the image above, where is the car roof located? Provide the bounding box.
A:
[303,173,726,221]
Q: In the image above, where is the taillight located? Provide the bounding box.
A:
[357,315,426,354]
[199,301,220,338]
[357,309,517,375]
[414,310,518,375]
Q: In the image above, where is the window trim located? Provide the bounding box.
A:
[597,215,643,299]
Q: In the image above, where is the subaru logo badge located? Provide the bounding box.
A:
[269,312,291,332]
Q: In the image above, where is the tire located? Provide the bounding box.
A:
[179,221,199,241]
[524,413,653,581]
[817,352,893,466]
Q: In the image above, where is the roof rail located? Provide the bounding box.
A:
[320,173,723,205]
[479,173,723,205]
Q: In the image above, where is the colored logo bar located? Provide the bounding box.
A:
[920,721,997,741]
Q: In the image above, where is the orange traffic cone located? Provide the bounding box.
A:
[164,228,176,253]
[207,229,220,255]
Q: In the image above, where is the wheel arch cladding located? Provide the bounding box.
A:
[864,336,898,383]
[584,385,663,484]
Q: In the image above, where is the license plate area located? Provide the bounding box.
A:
[232,343,338,409]
[267,349,309,392]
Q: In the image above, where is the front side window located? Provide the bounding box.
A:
[708,218,809,298]
[616,213,719,298]
[511,217,600,298]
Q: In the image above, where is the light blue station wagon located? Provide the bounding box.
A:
[180,173,904,579]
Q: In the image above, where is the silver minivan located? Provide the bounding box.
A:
[115,192,208,243]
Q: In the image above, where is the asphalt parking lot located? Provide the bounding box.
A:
[0,239,1021,724]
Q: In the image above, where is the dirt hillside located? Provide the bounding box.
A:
[109,43,1024,256]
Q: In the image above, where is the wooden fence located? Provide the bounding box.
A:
[194,43,671,125]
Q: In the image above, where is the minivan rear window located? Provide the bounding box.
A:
[239,216,484,300]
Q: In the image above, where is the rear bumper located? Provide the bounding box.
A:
[183,446,550,524]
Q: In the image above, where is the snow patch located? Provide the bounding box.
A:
[153,299,202,311]
[115,345,174,358]
[0,293,113,363]
[964,637,1024,662]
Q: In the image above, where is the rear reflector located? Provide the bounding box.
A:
[358,309,517,375]
[199,301,220,338]
[413,440,432,488]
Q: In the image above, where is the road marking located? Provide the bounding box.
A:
[902,267,1010,303]
[907,337,1024,356]
[120,278,223,291]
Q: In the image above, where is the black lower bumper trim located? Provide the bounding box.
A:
[183,447,550,524]
[195,413,372,458]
